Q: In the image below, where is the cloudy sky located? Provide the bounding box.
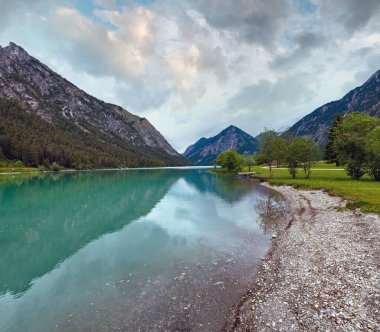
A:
[1,0,380,152]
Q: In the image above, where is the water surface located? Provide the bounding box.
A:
[0,169,284,331]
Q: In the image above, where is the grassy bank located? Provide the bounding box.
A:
[0,166,38,174]
[245,163,380,215]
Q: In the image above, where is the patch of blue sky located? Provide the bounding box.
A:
[278,2,321,51]
[65,0,95,16]
[132,0,156,5]
[61,0,116,29]
[293,0,317,14]
[64,0,156,30]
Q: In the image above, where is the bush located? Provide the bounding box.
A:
[51,162,61,172]
[38,165,46,173]
[14,160,24,168]
[346,160,365,180]
[366,160,380,181]
[365,126,380,181]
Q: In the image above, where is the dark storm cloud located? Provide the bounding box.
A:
[271,32,326,70]
[317,0,380,34]
[226,73,316,117]
[294,32,325,49]
[190,0,291,48]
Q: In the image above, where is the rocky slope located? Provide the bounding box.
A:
[183,125,258,165]
[289,70,380,145]
[0,42,188,168]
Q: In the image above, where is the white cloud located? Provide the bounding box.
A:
[47,6,155,79]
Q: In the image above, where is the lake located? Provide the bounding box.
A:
[0,168,284,331]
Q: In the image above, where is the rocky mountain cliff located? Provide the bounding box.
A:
[183,125,258,165]
[290,70,380,145]
[0,42,188,168]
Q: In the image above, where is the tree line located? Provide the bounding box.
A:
[216,112,380,182]
[216,134,320,178]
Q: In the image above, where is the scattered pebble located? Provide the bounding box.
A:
[224,185,380,332]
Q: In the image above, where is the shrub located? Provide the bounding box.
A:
[51,162,61,172]
[38,165,46,173]
[14,160,24,168]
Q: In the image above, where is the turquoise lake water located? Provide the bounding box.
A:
[0,168,284,331]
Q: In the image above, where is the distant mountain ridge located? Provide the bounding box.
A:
[290,70,380,144]
[0,42,188,168]
[183,125,258,165]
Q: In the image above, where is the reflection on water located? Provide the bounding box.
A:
[255,190,287,234]
[0,170,177,296]
[0,169,284,331]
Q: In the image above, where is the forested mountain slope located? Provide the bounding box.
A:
[0,42,188,168]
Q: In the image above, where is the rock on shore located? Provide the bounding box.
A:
[224,185,380,332]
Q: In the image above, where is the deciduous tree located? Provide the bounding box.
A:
[335,113,380,179]
[216,150,245,172]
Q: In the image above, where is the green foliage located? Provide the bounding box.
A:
[51,162,61,172]
[324,113,343,165]
[286,140,301,179]
[334,112,380,179]
[0,159,37,173]
[346,160,366,180]
[259,130,320,179]
[253,153,267,166]
[243,151,255,171]
[37,165,46,173]
[216,150,245,172]
[259,130,282,176]
[365,126,380,181]
[290,137,321,178]
[14,160,24,168]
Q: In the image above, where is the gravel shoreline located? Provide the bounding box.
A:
[224,184,380,332]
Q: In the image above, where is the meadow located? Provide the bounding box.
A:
[245,163,380,215]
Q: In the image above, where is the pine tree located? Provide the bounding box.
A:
[324,113,343,165]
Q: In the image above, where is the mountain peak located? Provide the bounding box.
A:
[224,125,239,131]
[183,125,257,165]
[0,42,30,61]
[289,67,380,144]
[366,69,380,83]
[8,42,24,50]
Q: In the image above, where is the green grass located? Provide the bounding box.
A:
[0,167,38,174]
[209,168,235,175]
[247,162,380,215]
[308,161,343,169]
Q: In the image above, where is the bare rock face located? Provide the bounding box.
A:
[183,125,258,165]
[0,42,185,165]
[289,70,380,145]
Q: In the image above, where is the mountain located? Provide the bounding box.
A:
[289,70,380,145]
[0,42,188,168]
[183,125,258,165]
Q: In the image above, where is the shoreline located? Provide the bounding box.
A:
[224,184,380,331]
[0,165,213,176]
